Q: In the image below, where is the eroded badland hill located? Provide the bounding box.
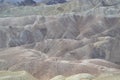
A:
[0,0,120,80]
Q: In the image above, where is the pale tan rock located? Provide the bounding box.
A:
[0,71,38,80]
[0,0,120,80]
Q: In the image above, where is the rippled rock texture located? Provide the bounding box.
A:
[0,14,120,64]
[0,0,120,80]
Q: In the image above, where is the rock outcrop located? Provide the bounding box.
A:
[0,14,120,63]
[0,47,119,79]
[0,0,120,80]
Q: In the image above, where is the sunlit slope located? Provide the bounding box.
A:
[94,73,120,80]
[0,71,38,80]
[50,73,120,80]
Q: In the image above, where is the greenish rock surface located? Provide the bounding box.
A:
[94,73,120,80]
[66,73,95,80]
[50,75,65,80]
[50,73,95,80]
[50,73,120,80]
[0,71,38,80]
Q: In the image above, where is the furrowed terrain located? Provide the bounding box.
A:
[0,0,120,80]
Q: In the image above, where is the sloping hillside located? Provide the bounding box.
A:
[0,0,120,80]
[0,71,38,80]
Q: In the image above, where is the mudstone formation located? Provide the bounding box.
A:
[0,0,120,80]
